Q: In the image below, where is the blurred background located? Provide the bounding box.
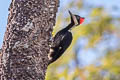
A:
[0,0,120,80]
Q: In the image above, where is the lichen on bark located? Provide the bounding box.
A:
[0,0,59,80]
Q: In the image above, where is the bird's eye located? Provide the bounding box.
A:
[75,15,80,21]
[76,16,80,20]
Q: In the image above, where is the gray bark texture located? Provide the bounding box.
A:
[0,0,59,80]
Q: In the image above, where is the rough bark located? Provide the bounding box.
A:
[0,0,59,80]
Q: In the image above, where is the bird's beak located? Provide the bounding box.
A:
[68,10,75,24]
[68,10,72,16]
[68,10,78,26]
[68,10,74,19]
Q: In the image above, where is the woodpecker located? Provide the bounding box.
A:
[48,11,85,64]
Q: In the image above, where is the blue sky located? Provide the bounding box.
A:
[85,0,120,17]
[0,1,11,48]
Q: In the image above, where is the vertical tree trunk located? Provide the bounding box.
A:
[0,0,59,79]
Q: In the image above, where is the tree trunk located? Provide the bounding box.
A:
[0,0,59,79]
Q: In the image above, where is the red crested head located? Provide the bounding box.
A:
[80,17,85,24]
[69,10,85,26]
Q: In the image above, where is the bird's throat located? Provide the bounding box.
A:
[64,23,74,31]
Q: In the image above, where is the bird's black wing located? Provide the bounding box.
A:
[49,31,72,63]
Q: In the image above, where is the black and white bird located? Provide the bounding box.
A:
[48,11,85,64]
